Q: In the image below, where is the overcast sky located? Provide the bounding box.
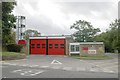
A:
[12,0,119,35]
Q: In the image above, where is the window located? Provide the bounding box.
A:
[70,45,79,52]
[42,44,46,48]
[31,44,35,48]
[76,45,79,51]
[55,44,58,48]
[49,44,52,48]
[60,44,64,48]
[71,45,75,52]
[37,44,40,48]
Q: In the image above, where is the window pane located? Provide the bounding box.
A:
[37,44,40,48]
[42,44,46,48]
[71,45,75,52]
[60,44,64,48]
[55,44,58,48]
[76,45,79,51]
[49,44,52,48]
[31,44,35,48]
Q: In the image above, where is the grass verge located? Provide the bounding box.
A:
[71,54,112,60]
[0,52,26,61]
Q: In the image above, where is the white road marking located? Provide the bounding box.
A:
[20,70,32,76]
[89,68,99,72]
[9,64,17,66]
[12,69,45,76]
[88,61,118,65]
[105,65,118,69]
[62,67,72,71]
[51,66,60,69]
[40,66,49,68]
[103,69,114,73]
[29,65,39,67]
[51,60,62,64]
[3,77,7,78]
[20,64,28,67]
[2,63,11,65]
[30,71,44,76]
[12,69,22,72]
[95,62,118,67]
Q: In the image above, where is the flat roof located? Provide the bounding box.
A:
[70,42,104,45]
[29,36,66,39]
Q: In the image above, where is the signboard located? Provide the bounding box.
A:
[88,50,96,54]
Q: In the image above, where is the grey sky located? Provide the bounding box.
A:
[13,0,119,35]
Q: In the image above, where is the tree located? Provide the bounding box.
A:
[109,19,120,52]
[2,2,16,46]
[94,19,120,53]
[70,20,100,42]
[23,29,40,41]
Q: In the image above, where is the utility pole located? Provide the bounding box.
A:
[16,16,26,44]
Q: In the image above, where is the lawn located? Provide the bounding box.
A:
[1,52,21,55]
[0,52,26,60]
[71,54,112,60]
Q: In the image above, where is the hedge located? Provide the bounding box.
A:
[6,44,23,52]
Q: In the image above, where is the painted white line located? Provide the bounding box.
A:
[40,66,49,68]
[3,77,7,78]
[20,64,28,67]
[9,64,17,66]
[29,65,39,67]
[89,68,99,72]
[89,61,118,65]
[51,60,62,64]
[96,62,118,67]
[105,65,118,69]
[12,69,22,73]
[103,69,115,73]
[51,66,60,69]
[62,67,72,71]
[30,71,44,76]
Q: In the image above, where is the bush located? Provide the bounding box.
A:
[6,44,23,52]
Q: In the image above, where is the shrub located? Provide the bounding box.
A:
[6,44,23,52]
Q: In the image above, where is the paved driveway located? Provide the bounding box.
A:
[2,54,118,73]
[1,54,119,78]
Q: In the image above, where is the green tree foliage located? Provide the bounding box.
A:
[70,20,100,42]
[94,19,120,53]
[23,29,39,41]
[2,2,16,46]
[0,2,2,42]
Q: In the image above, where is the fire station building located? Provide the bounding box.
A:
[28,36,105,56]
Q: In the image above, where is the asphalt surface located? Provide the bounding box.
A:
[1,53,119,78]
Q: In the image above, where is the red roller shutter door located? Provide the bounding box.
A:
[30,39,46,55]
[48,39,65,55]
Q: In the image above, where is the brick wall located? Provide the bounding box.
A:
[80,44,105,56]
